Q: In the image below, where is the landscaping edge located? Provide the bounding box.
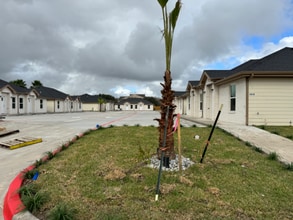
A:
[2,128,97,220]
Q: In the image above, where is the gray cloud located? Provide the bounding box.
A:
[1,0,293,97]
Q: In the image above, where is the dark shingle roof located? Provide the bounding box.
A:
[117,97,152,105]
[232,47,293,72]
[203,47,293,83]
[174,91,187,97]
[0,79,9,88]
[34,86,68,100]
[80,94,100,103]
[188,80,200,87]
[9,83,30,94]
[204,70,233,79]
[0,79,31,94]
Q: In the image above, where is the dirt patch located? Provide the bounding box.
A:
[208,187,220,196]
[179,176,194,186]
[160,183,176,194]
[104,168,126,180]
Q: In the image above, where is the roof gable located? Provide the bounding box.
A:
[9,83,30,94]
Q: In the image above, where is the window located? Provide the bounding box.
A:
[188,96,190,110]
[19,98,23,109]
[199,93,203,110]
[130,105,133,109]
[71,102,73,109]
[12,97,16,109]
[148,105,150,109]
[57,101,60,109]
[40,99,43,109]
[135,105,137,109]
[230,85,236,111]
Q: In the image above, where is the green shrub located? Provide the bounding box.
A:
[259,125,266,130]
[245,141,253,147]
[267,152,278,161]
[22,169,39,180]
[22,191,48,213]
[46,151,54,160]
[19,184,38,197]
[47,203,77,220]
[285,162,293,171]
[61,144,67,151]
[34,159,43,168]
[253,147,263,153]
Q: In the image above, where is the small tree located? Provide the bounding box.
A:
[98,97,105,112]
[9,79,27,88]
[155,0,182,161]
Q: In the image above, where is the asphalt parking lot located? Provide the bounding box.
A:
[0,111,199,218]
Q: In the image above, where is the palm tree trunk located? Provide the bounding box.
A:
[156,70,176,161]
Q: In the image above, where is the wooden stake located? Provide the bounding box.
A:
[177,114,182,173]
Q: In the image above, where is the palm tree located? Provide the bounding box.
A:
[9,79,27,88]
[31,80,43,88]
[155,0,182,163]
[98,97,105,112]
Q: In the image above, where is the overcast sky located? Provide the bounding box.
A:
[1,0,293,97]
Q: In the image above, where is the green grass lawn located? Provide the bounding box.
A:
[258,126,293,140]
[22,126,293,219]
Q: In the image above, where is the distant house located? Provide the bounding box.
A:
[34,86,82,113]
[80,94,115,111]
[0,79,44,115]
[115,94,153,111]
[174,47,293,126]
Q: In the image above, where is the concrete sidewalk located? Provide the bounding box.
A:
[182,115,293,165]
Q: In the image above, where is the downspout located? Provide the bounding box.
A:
[201,89,204,118]
[246,73,254,125]
[245,77,249,125]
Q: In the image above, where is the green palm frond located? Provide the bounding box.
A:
[157,0,182,70]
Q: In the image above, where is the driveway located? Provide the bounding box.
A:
[0,111,200,219]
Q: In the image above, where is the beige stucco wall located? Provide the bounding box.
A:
[218,78,247,124]
[115,102,153,111]
[0,87,13,115]
[248,78,293,126]
[35,98,47,114]
[173,97,183,115]
[83,103,99,111]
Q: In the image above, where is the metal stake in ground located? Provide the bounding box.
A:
[155,106,170,201]
[200,104,223,163]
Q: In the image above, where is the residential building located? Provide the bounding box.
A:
[174,47,293,126]
[115,94,154,111]
[80,94,115,111]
